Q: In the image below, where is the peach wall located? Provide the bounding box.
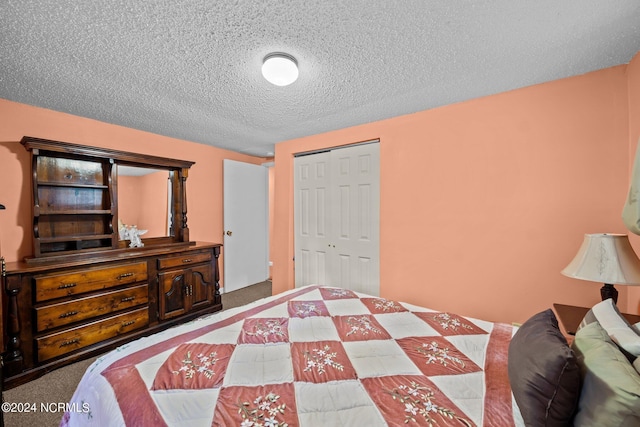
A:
[626,51,640,314]
[0,99,266,289]
[273,65,632,324]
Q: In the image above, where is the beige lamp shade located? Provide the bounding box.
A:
[562,234,640,285]
[562,234,640,303]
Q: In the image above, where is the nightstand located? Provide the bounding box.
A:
[553,303,640,336]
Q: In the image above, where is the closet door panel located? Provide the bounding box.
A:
[294,152,332,287]
[294,143,379,295]
[331,144,380,296]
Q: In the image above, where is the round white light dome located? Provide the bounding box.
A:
[262,53,298,86]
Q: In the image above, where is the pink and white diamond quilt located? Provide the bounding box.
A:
[61,286,524,426]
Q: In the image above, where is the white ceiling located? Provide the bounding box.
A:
[1,1,639,157]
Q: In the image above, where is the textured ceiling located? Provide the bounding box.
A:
[1,1,639,157]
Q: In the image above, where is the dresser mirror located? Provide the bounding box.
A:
[117,165,173,240]
[21,136,195,262]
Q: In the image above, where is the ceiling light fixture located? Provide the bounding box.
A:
[262,53,298,86]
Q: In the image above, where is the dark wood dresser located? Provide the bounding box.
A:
[3,243,221,388]
[2,137,223,388]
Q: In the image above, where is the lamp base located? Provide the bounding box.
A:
[600,283,618,304]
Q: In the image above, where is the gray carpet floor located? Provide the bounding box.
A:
[3,280,272,427]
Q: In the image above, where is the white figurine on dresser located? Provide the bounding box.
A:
[118,220,147,248]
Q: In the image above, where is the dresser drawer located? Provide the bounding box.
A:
[35,261,148,302]
[36,307,149,362]
[158,251,211,270]
[35,284,149,332]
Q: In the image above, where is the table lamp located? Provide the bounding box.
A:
[561,233,640,304]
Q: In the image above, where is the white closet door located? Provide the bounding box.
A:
[294,142,379,295]
[331,143,380,295]
[294,151,331,288]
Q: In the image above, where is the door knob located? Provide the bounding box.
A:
[226,230,233,236]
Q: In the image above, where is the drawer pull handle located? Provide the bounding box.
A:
[60,338,80,347]
[182,258,193,263]
[117,273,134,280]
[121,296,135,302]
[58,283,77,289]
[121,320,136,327]
[59,311,79,318]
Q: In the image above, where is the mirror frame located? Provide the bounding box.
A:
[108,147,195,248]
[21,137,195,259]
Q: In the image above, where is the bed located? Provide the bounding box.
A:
[60,285,640,426]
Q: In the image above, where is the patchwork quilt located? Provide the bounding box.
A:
[61,286,524,426]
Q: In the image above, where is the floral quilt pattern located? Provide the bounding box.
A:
[361,297,408,314]
[396,336,481,376]
[291,340,357,383]
[362,375,476,426]
[318,287,358,300]
[212,383,298,427]
[238,317,290,344]
[415,312,488,336]
[333,314,393,342]
[62,286,518,427]
[151,343,235,390]
[287,300,329,318]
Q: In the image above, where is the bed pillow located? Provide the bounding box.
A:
[580,298,640,358]
[571,321,640,426]
[508,309,581,427]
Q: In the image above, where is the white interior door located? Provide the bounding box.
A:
[223,159,269,292]
[294,142,380,295]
